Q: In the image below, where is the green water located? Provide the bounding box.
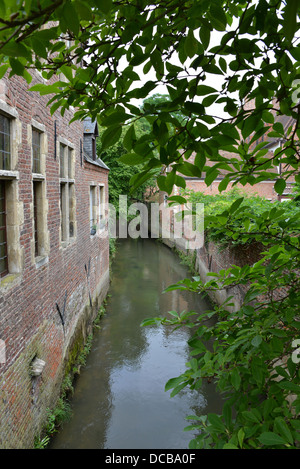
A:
[49,238,222,449]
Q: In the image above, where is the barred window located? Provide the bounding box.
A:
[0,115,11,170]
[33,181,39,257]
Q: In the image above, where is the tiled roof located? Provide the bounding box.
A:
[84,152,109,171]
[83,116,98,135]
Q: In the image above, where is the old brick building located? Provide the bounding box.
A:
[181,100,296,202]
[0,68,110,448]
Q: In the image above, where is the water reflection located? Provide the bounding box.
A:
[49,238,223,449]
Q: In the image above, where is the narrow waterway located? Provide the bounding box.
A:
[50,238,223,449]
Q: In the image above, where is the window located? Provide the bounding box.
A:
[0,114,11,170]
[32,181,41,257]
[99,185,105,230]
[68,147,73,178]
[0,105,22,282]
[31,178,48,261]
[60,143,65,178]
[90,186,97,234]
[60,182,67,241]
[60,181,75,240]
[0,181,8,277]
[59,142,76,244]
[31,124,48,263]
[32,128,41,173]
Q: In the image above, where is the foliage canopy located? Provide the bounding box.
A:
[1,0,300,194]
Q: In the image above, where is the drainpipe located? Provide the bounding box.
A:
[277,138,283,202]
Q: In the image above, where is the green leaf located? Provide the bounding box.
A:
[184,101,205,115]
[9,58,24,76]
[176,162,201,178]
[0,63,9,80]
[170,382,188,397]
[290,47,300,61]
[283,0,300,42]
[175,175,186,189]
[167,195,187,205]
[50,100,62,115]
[229,197,244,213]
[205,168,219,186]
[62,1,80,36]
[218,177,230,192]
[165,376,185,392]
[74,0,94,20]
[31,36,48,59]
[157,175,167,192]
[278,381,300,393]
[156,121,169,146]
[123,124,136,151]
[209,4,228,31]
[196,122,211,139]
[241,115,259,139]
[242,410,260,424]
[165,170,176,194]
[150,48,164,77]
[207,414,226,433]
[101,125,122,150]
[231,368,241,390]
[184,30,198,58]
[251,335,262,347]
[262,110,274,124]
[219,57,227,73]
[60,64,74,83]
[238,428,245,448]
[274,417,294,445]
[274,178,286,195]
[199,26,210,49]
[119,152,145,165]
[94,0,112,14]
[258,432,286,446]
[140,317,159,327]
[30,82,65,96]
[101,111,132,126]
[1,42,31,59]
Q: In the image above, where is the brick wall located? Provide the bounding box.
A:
[154,193,265,310]
[184,178,278,200]
[0,70,110,448]
[195,239,264,310]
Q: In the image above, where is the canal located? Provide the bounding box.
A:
[49,238,223,449]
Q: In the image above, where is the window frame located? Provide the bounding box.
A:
[32,180,40,257]
[0,103,22,282]
[0,114,11,171]
[0,181,8,277]
[32,128,41,174]
[90,185,97,234]
[98,184,106,231]
[31,121,48,265]
[59,139,76,246]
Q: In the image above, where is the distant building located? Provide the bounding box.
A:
[0,68,110,448]
[175,107,296,202]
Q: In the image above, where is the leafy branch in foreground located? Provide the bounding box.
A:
[1,1,300,196]
[141,196,300,449]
